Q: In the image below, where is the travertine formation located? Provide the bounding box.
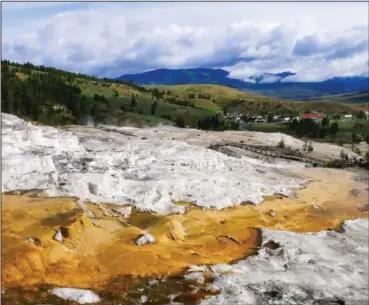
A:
[1,113,368,305]
[2,113,310,214]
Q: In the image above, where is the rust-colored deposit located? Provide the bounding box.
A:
[2,168,368,292]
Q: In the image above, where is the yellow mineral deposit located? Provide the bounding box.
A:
[2,168,368,293]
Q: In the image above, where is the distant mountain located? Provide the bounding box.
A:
[256,76,369,100]
[116,68,369,100]
[248,71,296,84]
[117,68,247,88]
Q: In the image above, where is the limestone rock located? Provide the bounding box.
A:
[135,233,156,246]
[140,295,148,303]
[112,206,132,218]
[50,288,100,304]
[54,230,63,243]
[27,236,42,246]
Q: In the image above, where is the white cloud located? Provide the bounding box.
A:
[2,2,368,81]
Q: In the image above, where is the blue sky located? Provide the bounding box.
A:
[2,2,368,81]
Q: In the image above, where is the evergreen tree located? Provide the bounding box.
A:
[329,122,339,137]
[131,94,137,107]
[321,116,330,128]
[151,101,158,115]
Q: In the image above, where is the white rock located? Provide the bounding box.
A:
[135,234,156,246]
[187,265,208,273]
[1,113,308,215]
[27,236,36,244]
[205,283,221,294]
[185,272,205,284]
[112,206,132,218]
[54,231,63,243]
[50,288,101,304]
[140,295,148,303]
[199,219,369,305]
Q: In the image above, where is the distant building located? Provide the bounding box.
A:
[298,112,326,123]
[255,115,267,123]
[343,114,353,121]
[364,111,369,120]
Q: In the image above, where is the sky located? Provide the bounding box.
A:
[2,2,369,82]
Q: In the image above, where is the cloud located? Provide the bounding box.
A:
[2,2,368,81]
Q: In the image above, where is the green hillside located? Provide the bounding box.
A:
[2,61,366,131]
[1,61,217,128]
[304,91,369,104]
[150,84,366,116]
[147,84,269,112]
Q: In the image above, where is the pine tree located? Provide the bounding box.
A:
[131,94,136,107]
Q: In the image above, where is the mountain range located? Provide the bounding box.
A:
[117,68,369,100]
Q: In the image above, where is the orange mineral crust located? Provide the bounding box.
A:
[2,168,368,292]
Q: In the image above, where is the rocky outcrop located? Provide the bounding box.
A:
[50,288,100,304]
[134,234,156,246]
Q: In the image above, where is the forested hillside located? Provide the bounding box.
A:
[1,61,230,129]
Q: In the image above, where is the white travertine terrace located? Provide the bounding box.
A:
[197,219,369,305]
[2,113,311,214]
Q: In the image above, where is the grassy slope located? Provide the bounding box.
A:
[304,91,369,104]
[148,84,366,115]
[148,84,276,112]
[294,101,368,113]
[13,69,214,127]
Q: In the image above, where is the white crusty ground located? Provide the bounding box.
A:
[50,288,100,304]
[104,124,360,161]
[194,218,368,305]
[2,113,308,214]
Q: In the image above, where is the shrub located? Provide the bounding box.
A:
[351,132,361,144]
[307,142,314,152]
[365,134,369,144]
[303,140,308,151]
[175,116,185,128]
[160,114,171,120]
[278,138,285,149]
[340,149,348,160]
[353,147,361,155]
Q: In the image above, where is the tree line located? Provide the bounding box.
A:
[288,117,339,138]
[1,63,90,125]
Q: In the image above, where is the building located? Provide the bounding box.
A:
[298,112,326,123]
[343,114,353,121]
[255,115,267,123]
